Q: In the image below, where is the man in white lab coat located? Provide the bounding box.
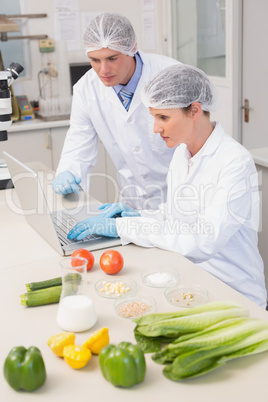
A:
[52,12,179,210]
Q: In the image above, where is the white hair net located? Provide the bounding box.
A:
[141,64,220,112]
[83,12,137,56]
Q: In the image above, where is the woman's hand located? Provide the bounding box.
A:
[67,217,119,240]
[98,203,141,218]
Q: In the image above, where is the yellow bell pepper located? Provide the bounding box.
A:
[63,345,91,369]
[47,332,75,357]
[83,327,109,354]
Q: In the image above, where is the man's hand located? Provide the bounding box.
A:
[51,171,81,195]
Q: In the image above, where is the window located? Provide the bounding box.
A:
[172,0,226,77]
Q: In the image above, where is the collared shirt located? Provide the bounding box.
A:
[113,52,143,98]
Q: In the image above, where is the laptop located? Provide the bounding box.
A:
[3,151,121,255]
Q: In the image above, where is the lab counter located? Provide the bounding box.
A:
[1,188,268,402]
[250,147,268,168]
[1,118,70,173]
[8,118,70,133]
[250,147,268,292]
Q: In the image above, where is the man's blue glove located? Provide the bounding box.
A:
[98,203,141,218]
[51,171,82,195]
[67,216,119,240]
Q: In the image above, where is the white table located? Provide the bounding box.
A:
[1,188,268,402]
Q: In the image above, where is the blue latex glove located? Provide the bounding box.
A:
[67,216,119,240]
[51,171,82,195]
[98,203,141,218]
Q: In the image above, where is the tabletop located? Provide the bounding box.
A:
[1,188,268,402]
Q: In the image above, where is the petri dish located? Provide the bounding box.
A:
[114,293,156,319]
[165,285,208,308]
[141,268,179,288]
[94,279,137,299]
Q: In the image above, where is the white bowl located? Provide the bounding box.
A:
[141,268,179,288]
[94,279,137,299]
[114,293,156,319]
[164,285,208,308]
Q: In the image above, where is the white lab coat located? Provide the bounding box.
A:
[116,123,267,308]
[56,51,179,209]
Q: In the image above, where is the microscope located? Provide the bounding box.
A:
[0,62,24,141]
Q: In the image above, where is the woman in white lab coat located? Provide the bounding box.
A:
[68,64,267,308]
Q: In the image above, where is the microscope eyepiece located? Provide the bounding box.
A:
[7,63,24,80]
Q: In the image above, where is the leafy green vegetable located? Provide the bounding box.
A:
[133,328,176,353]
[134,302,249,352]
[163,327,268,380]
[132,300,268,380]
[133,300,245,327]
[171,317,244,343]
[153,318,268,364]
[134,329,162,353]
[135,307,248,338]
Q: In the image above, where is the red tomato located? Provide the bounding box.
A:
[71,249,95,271]
[99,250,124,275]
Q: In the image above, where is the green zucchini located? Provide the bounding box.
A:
[20,286,62,307]
[25,277,62,292]
[25,273,82,292]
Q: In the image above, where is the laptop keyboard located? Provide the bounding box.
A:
[52,212,102,245]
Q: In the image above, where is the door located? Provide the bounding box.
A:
[241,0,268,149]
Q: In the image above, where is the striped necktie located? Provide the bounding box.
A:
[119,88,133,111]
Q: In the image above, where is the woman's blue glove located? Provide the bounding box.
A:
[98,203,141,218]
[51,171,81,195]
[67,216,119,240]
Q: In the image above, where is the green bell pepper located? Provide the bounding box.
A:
[99,341,146,388]
[3,346,46,392]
